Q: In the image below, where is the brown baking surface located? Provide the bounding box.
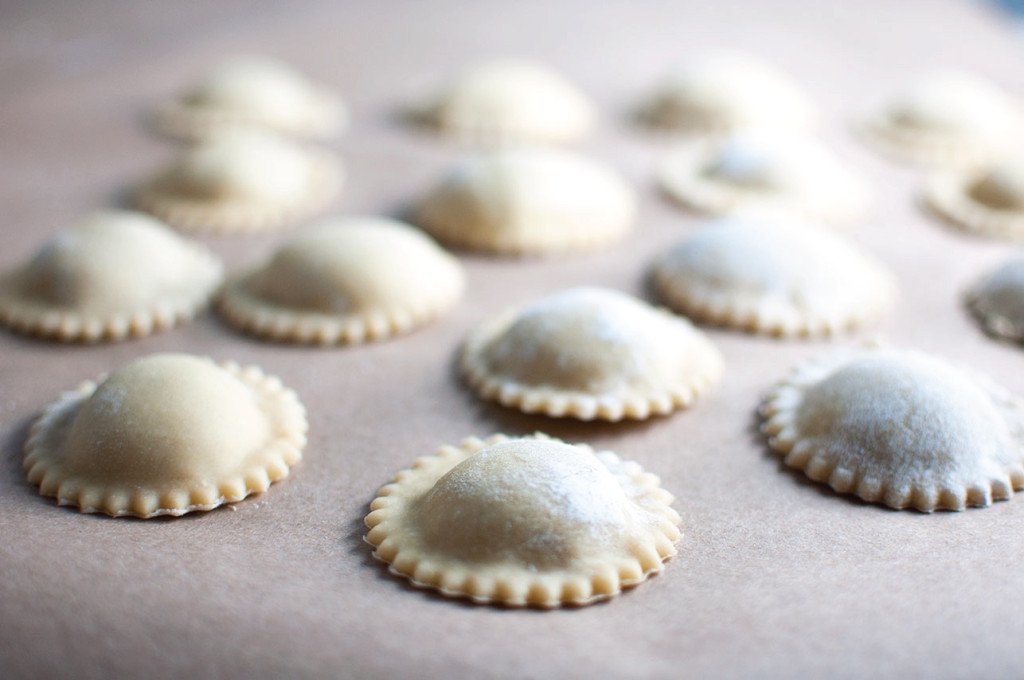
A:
[3,1,1024,678]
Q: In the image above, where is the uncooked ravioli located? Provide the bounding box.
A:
[651,215,896,337]
[364,433,681,608]
[966,254,1024,342]
[149,55,346,142]
[409,58,595,146]
[638,51,817,135]
[218,216,465,344]
[416,147,636,255]
[135,130,343,234]
[0,210,223,342]
[761,348,1024,512]
[24,353,307,518]
[658,132,869,225]
[460,286,723,421]
[857,70,1023,168]
[924,158,1024,240]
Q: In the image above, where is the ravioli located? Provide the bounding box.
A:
[0,210,222,342]
[409,58,595,146]
[858,70,1023,167]
[417,148,636,255]
[24,353,307,518]
[658,132,868,225]
[149,55,346,141]
[761,348,1024,511]
[639,52,816,135]
[924,159,1024,240]
[135,130,342,233]
[651,215,896,336]
[364,434,681,607]
[966,255,1024,342]
[461,287,722,420]
[219,216,465,344]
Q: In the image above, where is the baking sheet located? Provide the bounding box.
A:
[3,1,1024,677]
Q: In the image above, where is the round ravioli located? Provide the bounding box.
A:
[364,433,681,608]
[135,130,343,234]
[219,216,465,344]
[417,148,636,255]
[651,215,896,336]
[857,70,1023,168]
[0,210,223,342]
[409,58,595,146]
[761,348,1024,512]
[461,287,723,421]
[966,254,1024,342]
[924,159,1024,240]
[638,52,816,135]
[24,353,307,518]
[658,132,869,225]
[149,55,346,142]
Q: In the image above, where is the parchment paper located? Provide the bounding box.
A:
[2,1,1024,677]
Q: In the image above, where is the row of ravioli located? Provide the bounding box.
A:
[21,339,1024,608]
[4,46,1024,344]
[9,51,1024,614]
[138,52,1024,242]
[148,52,1022,166]
[3,201,1023,346]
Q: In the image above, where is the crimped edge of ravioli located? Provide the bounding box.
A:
[363,433,681,608]
[923,171,1024,241]
[650,234,897,338]
[23,358,307,518]
[148,88,347,143]
[760,348,1024,512]
[853,112,1006,169]
[656,142,867,227]
[460,305,722,421]
[0,243,223,343]
[134,148,343,235]
[417,190,635,257]
[217,260,465,346]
